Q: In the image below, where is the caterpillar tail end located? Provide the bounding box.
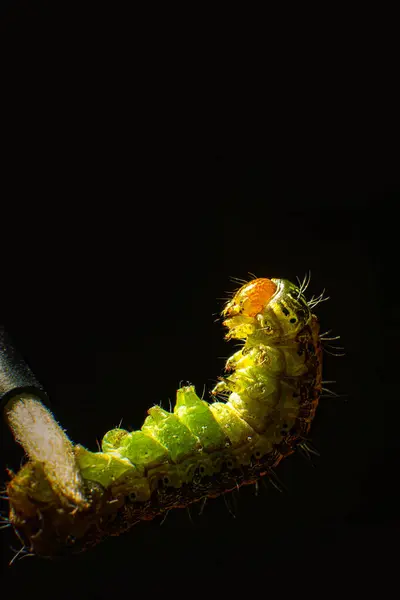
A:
[1,327,94,557]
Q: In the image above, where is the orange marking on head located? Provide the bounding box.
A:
[224,278,278,318]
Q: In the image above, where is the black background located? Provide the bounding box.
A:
[0,2,398,598]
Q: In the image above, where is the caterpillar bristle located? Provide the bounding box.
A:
[223,493,237,519]
[308,289,330,309]
[254,480,259,496]
[159,510,170,526]
[186,506,194,524]
[320,392,348,399]
[198,496,207,516]
[299,440,320,456]
[9,545,35,567]
[296,270,312,298]
[321,387,340,397]
[229,276,250,285]
[325,344,345,351]
[323,348,346,357]
[320,334,341,342]
[267,471,287,494]
[297,448,316,466]
[0,513,10,523]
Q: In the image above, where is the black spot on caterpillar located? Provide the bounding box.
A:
[4,276,325,558]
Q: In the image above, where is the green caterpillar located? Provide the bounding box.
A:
[5,276,324,558]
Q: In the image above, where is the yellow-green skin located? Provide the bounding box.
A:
[6,278,322,557]
[75,278,319,502]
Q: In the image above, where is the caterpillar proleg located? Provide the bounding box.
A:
[3,276,325,558]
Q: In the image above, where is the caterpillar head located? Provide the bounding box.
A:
[222,278,312,341]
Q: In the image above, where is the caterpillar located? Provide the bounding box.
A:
[2,275,326,559]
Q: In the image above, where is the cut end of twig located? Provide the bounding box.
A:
[4,394,87,507]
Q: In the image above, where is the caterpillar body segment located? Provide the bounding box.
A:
[5,277,323,557]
